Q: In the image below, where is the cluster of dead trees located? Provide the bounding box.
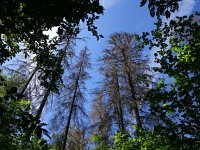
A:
[3,32,152,149]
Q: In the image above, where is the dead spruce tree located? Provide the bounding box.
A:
[35,36,75,119]
[49,48,90,150]
[98,32,152,131]
[90,88,113,147]
[1,54,43,112]
[99,61,125,131]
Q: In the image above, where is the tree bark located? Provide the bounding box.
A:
[35,53,64,119]
[113,67,125,130]
[35,39,70,119]
[20,67,38,95]
[120,48,142,129]
[61,59,83,150]
[35,88,50,119]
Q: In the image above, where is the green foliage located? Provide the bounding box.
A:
[136,128,180,150]
[140,0,181,18]
[0,0,103,93]
[91,133,110,150]
[0,72,49,150]
[112,131,135,150]
[111,128,184,150]
[49,132,64,150]
[143,12,200,149]
[0,0,103,63]
[1,1,199,150]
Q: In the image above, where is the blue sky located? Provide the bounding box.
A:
[78,0,156,114]
[5,0,197,128]
[2,0,199,124]
[76,0,200,113]
[31,0,200,138]
[0,0,199,139]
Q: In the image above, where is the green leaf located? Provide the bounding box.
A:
[163,103,168,107]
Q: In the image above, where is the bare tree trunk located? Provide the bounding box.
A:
[20,67,38,95]
[120,49,142,129]
[35,52,64,119]
[61,64,82,150]
[132,103,142,128]
[127,73,142,128]
[113,67,125,130]
[35,38,70,119]
[35,88,50,119]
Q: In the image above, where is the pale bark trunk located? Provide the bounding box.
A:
[36,39,70,119]
[35,88,50,119]
[20,67,38,95]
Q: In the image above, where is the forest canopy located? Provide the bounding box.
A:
[0,0,199,150]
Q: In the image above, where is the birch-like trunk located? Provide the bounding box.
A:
[36,39,70,119]
[20,67,38,95]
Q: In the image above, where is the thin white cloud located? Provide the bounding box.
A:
[170,0,196,20]
[43,27,58,39]
[100,0,120,9]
